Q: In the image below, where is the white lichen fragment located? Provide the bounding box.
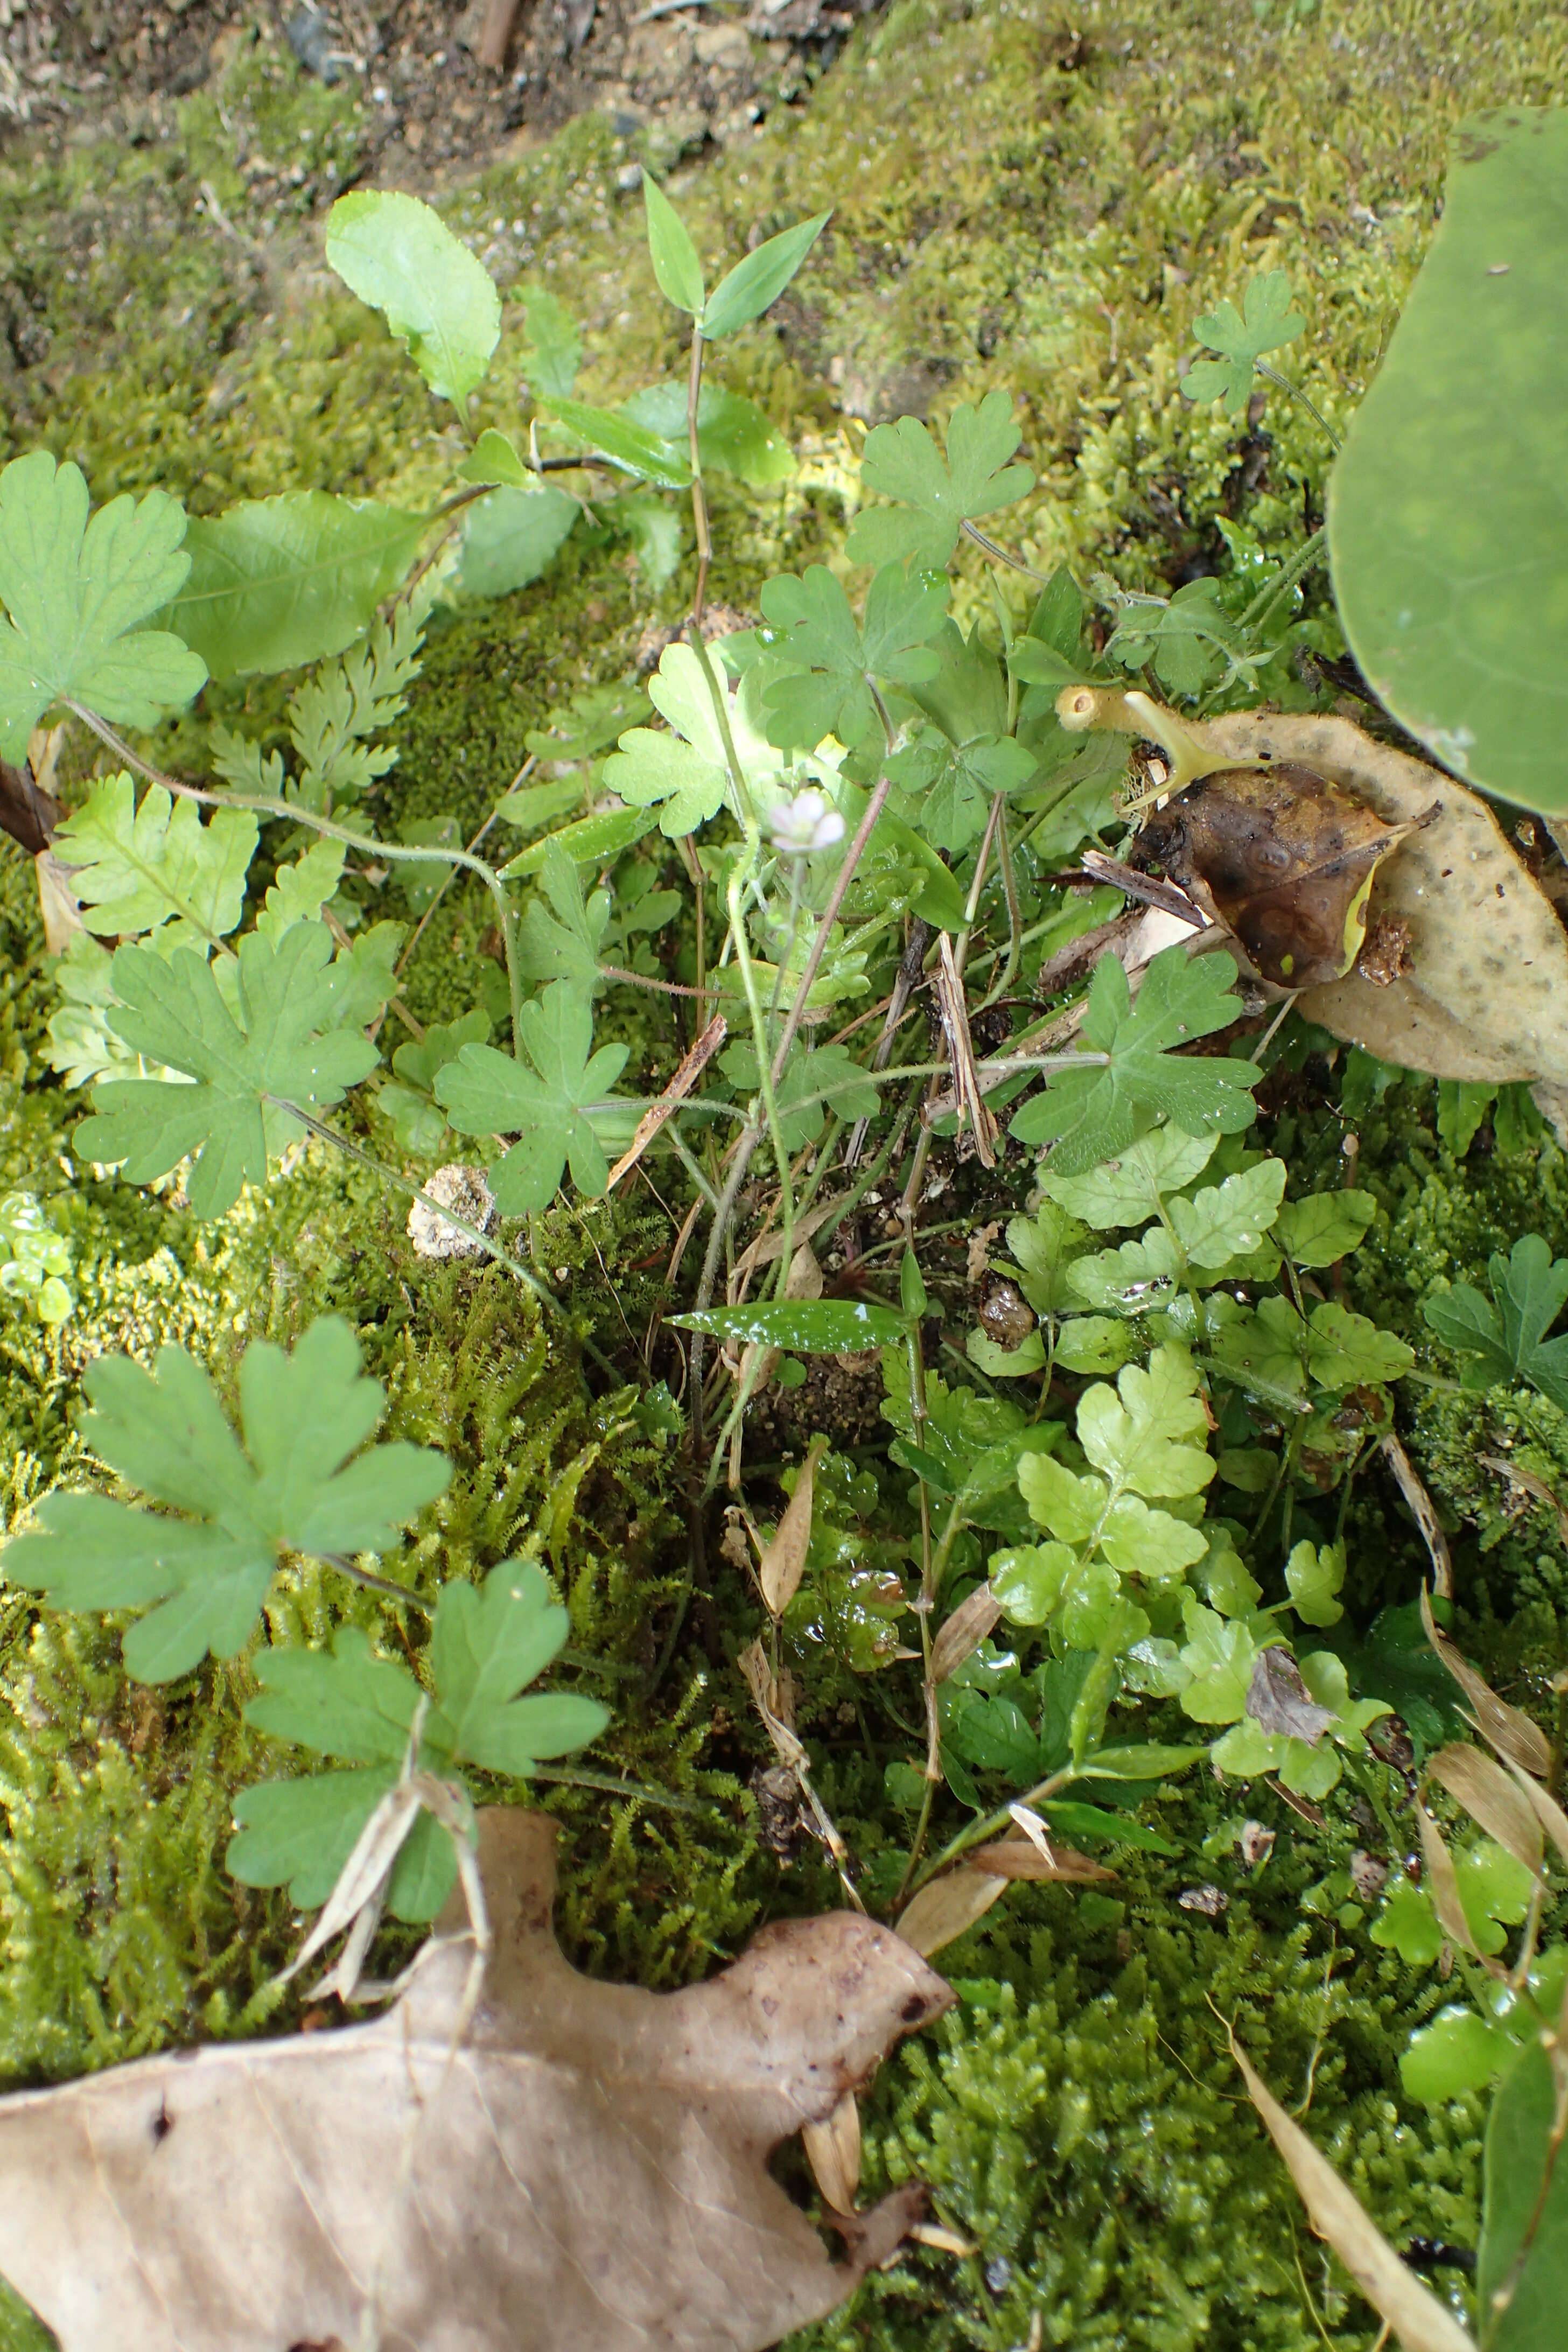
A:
[407,1165,498,1261]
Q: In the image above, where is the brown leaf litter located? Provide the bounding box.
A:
[0,1808,951,2352]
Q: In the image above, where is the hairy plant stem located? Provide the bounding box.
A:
[687,323,711,629]
[67,706,527,1056]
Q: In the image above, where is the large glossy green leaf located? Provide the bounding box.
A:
[1329,109,1568,810]
[166,493,424,679]
[670,1299,906,1351]
[1479,2033,1568,2350]
[325,190,501,405]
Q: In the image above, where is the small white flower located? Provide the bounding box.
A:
[767,787,845,857]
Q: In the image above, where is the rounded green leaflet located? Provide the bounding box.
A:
[1329,109,1568,811]
[325,189,501,405]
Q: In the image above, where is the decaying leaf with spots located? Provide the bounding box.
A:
[1060,694,1568,1118]
[0,1809,951,2352]
[1126,760,1429,989]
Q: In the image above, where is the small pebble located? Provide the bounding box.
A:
[407,1165,497,1261]
[1178,1885,1229,1917]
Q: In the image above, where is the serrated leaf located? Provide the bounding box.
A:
[515,842,611,992]
[702,210,831,341]
[1178,1595,1258,1724]
[1053,1315,1139,1373]
[167,493,424,680]
[426,1560,608,1774]
[1066,1231,1182,1315]
[1006,1197,1090,1314]
[540,398,691,488]
[3,1317,448,1681]
[1098,1495,1208,1580]
[1017,1454,1105,1544]
[760,563,948,751]
[1274,1189,1376,1267]
[52,774,257,947]
[848,391,1035,570]
[1009,945,1259,1175]
[453,486,578,600]
[519,286,581,401]
[325,190,501,405]
[671,1299,906,1351]
[1183,269,1305,419]
[0,452,207,758]
[1103,577,1245,698]
[886,726,1036,856]
[75,923,380,1219]
[1207,1293,1310,1409]
[435,983,628,1213]
[991,1541,1076,1627]
[718,1038,879,1149]
[245,1625,420,1763]
[257,839,347,944]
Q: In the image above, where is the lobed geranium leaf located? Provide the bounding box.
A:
[435,982,630,1213]
[1286,1539,1347,1629]
[4,1317,448,1683]
[1273,1189,1377,1268]
[1010,945,1259,1175]
[1168,1159,1287,1269]
[0,452,207,759]
[760,563,948,751]
[848,391,1035,570]
[52,774,257,948]
[1042,1127,1218,1230]
[1076,1344,1215,1500]
[1182,269,1305,419]
[325,190,501,405]
[75,923,380,1220]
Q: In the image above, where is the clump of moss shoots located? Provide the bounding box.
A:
[2,3,1567,2347]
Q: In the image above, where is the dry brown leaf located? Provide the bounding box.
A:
[802,2088,862,2215]
[0,1810,951,2352]
[895,1866,1009,1957]
[1247,1647,1337,1744]
[1382,1435,1454,1601]
[1414,1797,1492,1964]
[1504,1759,1568,1871]
[759,1434,828,1617]
[1227,2031,1478,2352]
[967,1837,1115,1885]
[930,1581,1002,1682]
[1198,710,1568,1091]
[1425,1745,1544,1877]
[33,850,82,954]
[606,1012,727,1192]
[1420,1589,1553,1778]
[1126,761,1424,989]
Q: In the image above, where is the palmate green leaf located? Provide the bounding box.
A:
[672,1298,906,1351]
[1273,1189,1377,1268]
[640,171,706,316]
[1329,110,1568,810]
[1077,1343,1215,1500]
[1182,268,1305,419]
[0,452,208,759]
[515,843,611,992]
[759,563,948,751]
[847,390,1036,570]
[452,486,578,600]
[257,839,346,943]
[1007,1196,1090,1315]
[1010,944,1259,1175]
[1042,1126,1219,1229]
[325,190,501,405]
[1168,1158,1286,1269]
[1066,1231,1181,1317]
[718,1038,880,1150]
[1424,1233,1568,1409]
[377,1007,489,1158]
[701,209,831,341]
[229,1562,606,1918]
[435,981,629,1213]
[1478,2033,1568,2350]
[603,730,727,838]
[1103,577,1247,698]
[75,923,380,1220]
[1053,1315,1139,1373]
[1285,1538,1347,1628]
[52,775,258,948]
[886,727,1036,856]
[3,1316,448,1683]
[165,492,424,680]
[1305,1301,1415,1388]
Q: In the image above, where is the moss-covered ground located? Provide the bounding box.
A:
[4,3,1568,2345]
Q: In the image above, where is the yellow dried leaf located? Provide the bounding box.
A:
[895,1867,1009,1958]
[1420,1590,1553,1777]
[802,2089,862,2215]
[758,1433,828,1618]
[1425,1746,1544,1877]
[930,1583,1001,1683]
[1228,2031,1478,2352]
